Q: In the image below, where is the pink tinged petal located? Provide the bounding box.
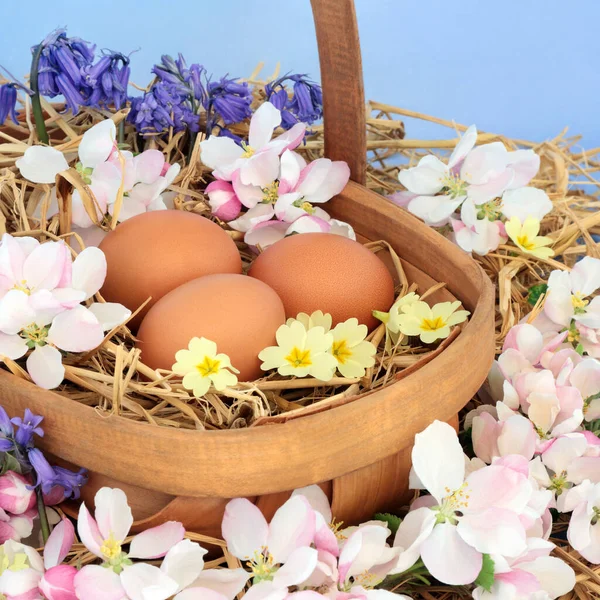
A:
[501,187,552,222]
[338,524,390,583]
[420,522,482,585]
[495,568,539,595]
[87,303,131,331]
[448,125,478,169]
[231,170,264,209]
[39,564,78,600]
[568,457,600,484]
[0,567,42,596]
[0,472,35,515]
[519,556,576,599]
[398,155,447,196]
[241,151,281,188]
[70,190,96,229]
[128,521,185,559]
[286,215,329,234]
[188,569,250,600]
[497,415,536,460]
[245,221,288,249]
[497,348,532,381]
[47,305,104,352]
[159,539,207,591]
[76,502,104,558]
[272,546,318,587]
[221,498,268,560]
[542,434,588,475]
[292,485,332,525]
[71,247,107,299]
[175,589,229,600]
[109,196,148,222]
[26,345,65,390]
[391,507,437,574]
[472,412,501,463]
[528,392,560,434]
[44,518,75,569]
[249,102,282,149]
[93,487,133,542]
[275,193,304,222]
[313,512,340,557]
[467,168,514,205]
[466,464,532,514]
[200,137,244,180]
[269,122,306,153]
[134,150,165,184]
[407,194,463,226]
[0,290,36,335]
[211,191,242,221]
[23,240,69,292]
[242,581,287,600]
[388,191,417,208]
[279,150,303,192]
[460,142,509,185]
[74,565,125,600]
[229,204,276,233]
[544,283,573,328]
[267,495,316,564]
[411,420,465,504]
[79,120,117,169]
[570,256,600,297]
[16,146,69,184]
[0,233,29,285]
[505,149,541,189]
[121,563,179,600]
[458,508,527,557]
[502,323,543,363]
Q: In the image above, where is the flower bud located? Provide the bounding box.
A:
[39,565,78,600]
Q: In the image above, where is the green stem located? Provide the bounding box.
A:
[36,486,50,544]
[118,120,125,146]
[30,43,49,145]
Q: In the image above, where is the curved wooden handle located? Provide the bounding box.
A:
[311,0,367,184]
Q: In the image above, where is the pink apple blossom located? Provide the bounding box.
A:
[0,472,35,516]
[562,479,600,564]
[206,180,242,221]
[0,539,45,599]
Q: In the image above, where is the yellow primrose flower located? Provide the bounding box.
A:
[172,337,239,397]
[505,216,554,259]
[286,310,333,332]
[373,292,421,334]
[395,300,470,344]
[330,318,377,378]
[259,320,337,381]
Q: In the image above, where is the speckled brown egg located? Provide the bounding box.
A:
[136,274,286,382]
[99,211,242,329]
[248,233,395,331]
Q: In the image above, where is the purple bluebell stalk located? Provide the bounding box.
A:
[11,409,44,448]
[265,74,323,129]
[153,53,206,102]
[0,84,19,125]
[28,449,87,500]
[85,51,131,110]
[204,76,252,133]
[0,407,14,452]
[32,29,96,114]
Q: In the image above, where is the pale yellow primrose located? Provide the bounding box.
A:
[395,300,470,344]
[329,318,377,378]
[286,310,333,332]
[505,216,554,259]
[259,320,337,380]
[172,337,239,397]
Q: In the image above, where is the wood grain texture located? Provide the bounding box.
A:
[311,0,367,184]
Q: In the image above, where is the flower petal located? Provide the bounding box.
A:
[44,517,75,569]
[134,149,165,184]
[249,102,282,149]
[121,563,179,600]
[93,487,133,541]
[72,247,107,299]
[16,146,69,184]
[221,498,268,560]
[79,120,117,169]
[26,345,65,389]
[77,503,104,558]
[74,565,125,600]
[87,302,131,331]
[200,137,244,180]
[47,305,104,352]
[160,539,208,591]
[272,546,318,587]
[398,155,447,195]
[0,332,28,360]
[129,521,185,559]
[188,569,250,600]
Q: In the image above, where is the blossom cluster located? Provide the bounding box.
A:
[374,292,470,344]
[16,118,180,246]
[394,126,554,258]
[0,233,130,388]
[201,102,354,249]
[465,256,600,567]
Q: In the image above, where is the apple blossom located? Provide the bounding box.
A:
[200,102,306,186]
[562,479,600,564]
[206,180,243,221]
[0,472,35,516]
[0,539,45,599]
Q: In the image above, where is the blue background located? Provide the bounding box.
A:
[2,0,599,146]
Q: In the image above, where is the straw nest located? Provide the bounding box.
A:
[2,81,600,596]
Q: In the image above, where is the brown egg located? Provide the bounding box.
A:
[248,233,395,330]
[137,274,286,382]
[99,211,242,329]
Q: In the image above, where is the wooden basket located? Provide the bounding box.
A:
[0,0,495,535]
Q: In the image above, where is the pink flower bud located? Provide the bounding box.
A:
[0,472,35,515]
[39,565,78,600]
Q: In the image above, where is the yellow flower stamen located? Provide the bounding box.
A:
[330,518,346,541]
[285,347,312,368]
[331,339,352,364]
[516,234,536,251]
[241,142,255,159]
[195,356,221,377]
[12,280,30,295]
[100,534,122,561]
[421,316,446,331]
[246,549,276,581]
[262,181,279,204]
[300,201,315,214]
[571,293,589,310]
[441,173,468,199]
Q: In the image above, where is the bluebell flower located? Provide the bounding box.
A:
[153,53,206,102]
[128,81,200,135]
[204,76,252,132]
[84,51,130,110]
[265,73,323,129]
[0,406,14,452]
[0,83,19,125]
[28,448,87,499]
[33,29,96,113]
[11,409,44,448]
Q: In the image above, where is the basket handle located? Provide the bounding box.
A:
[311,0,367,184]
